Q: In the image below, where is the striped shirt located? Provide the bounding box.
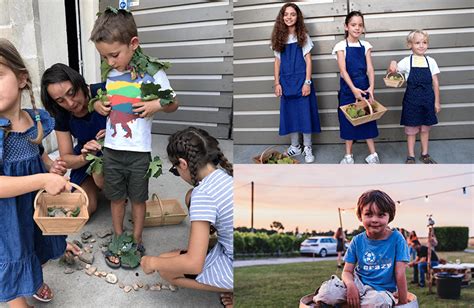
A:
[190,169,233,290]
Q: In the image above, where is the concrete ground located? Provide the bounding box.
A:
[234,139,474,164]
[1,134,232,308]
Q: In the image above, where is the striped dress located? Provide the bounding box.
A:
[190,169,233,289]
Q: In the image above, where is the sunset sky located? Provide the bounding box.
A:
[234,165,474,237]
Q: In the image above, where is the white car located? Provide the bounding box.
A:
[299,236,347,257]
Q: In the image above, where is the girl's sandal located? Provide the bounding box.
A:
[33,283,54,303]
[104,251,121,269]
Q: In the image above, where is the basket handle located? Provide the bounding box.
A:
[385,72,405,81]
[259,145,277,163]
[33,181,89,210]
[357,98,373,115]
[151,193,165,224]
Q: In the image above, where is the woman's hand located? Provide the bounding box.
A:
[132,100,162,118]
[435,102,441,113]
[42,174,71,195]
[366,87,375,104]
[80,140,102,157]
[346,282,360,308]
[140,256,156,274]
[94,100,111,116]
[95,129,106,140]
[302,84,310,96]
[274,84,282,97]
[352,88,368,101]
[49,158,67,176]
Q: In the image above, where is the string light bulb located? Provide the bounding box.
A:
[424,195,429,203]
[463,187,467,195]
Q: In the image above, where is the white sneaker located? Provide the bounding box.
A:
[303,146,315,163]
[340,154,354,164]
[365,152,380,164]
[286,145,302,156]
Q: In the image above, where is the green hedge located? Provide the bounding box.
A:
[234,231,307,255]
[434,226,469,251]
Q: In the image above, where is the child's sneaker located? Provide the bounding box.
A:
[420,154,437,164]
[405,156,416,164]
[365,152,380,164]
[339,154,354,164]
[286,145,302,157]
[303,146,315,163]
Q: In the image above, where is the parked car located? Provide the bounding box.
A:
[299,236,348,257]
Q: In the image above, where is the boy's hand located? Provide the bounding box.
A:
[274,84,282,97]
[346,282,360,308]
[94,100,111,116]
[388,61,398,74]
[49,157,67,176]
[302,84,310,96]
[140,256,155,274]
[43,174,71,195]
[132,100,162,118]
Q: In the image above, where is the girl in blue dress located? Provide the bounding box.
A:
[0,39,74,307]
[271,3,321,163]
[333,11,380,164]
[141,127,234,307]
[41,63,107,215]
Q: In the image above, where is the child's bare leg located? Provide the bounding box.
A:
[8,297,31,308]
[82,176,99,215]
[420,131,429,155]
[345,140,353,155]
[366,139,375,154]
[407,135,416,157]
[92,172,104,190]
[110,199,126,236]
[132,201,146,244]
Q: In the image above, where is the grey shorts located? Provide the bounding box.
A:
[103,147,151,203]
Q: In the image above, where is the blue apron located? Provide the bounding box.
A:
[279,42,321,136]
[338,40,378,140]
[400,55,437,126]
[0,118,10,175]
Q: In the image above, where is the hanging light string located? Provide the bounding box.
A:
[396,185,473,205]
[235,172,473,189]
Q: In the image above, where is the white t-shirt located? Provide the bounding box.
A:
[332,40,373,59]
[274,33,313,59]
[397,55,440,79]
[104,69,174,152]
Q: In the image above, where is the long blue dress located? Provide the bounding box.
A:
[0,109,66,302]
[54,83,107,185]
[338,40,378,140]
[279,42,321,136]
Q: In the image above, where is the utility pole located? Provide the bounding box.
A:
[251,181,254,232]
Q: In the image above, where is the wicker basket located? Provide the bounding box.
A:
[33,182,89,235]
[383,72,405,88]
[144,193,187,227]
[340,99,387,126]
[252,146,299,164]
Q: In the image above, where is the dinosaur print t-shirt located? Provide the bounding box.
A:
[344,230,410,292]
[103,69,173,152]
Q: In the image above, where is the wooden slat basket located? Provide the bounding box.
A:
[252,146,299,164]
[144,193,187,227]
[383,72,405,88]
[33,182,89,235]
[340,99,387,127]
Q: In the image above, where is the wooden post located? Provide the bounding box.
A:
[427,225,433,293]
[251,181,254,232]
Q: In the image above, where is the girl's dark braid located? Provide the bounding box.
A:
[25,77,43,144]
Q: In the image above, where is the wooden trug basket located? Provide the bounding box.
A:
[383,72,405,88]
[340,99,387,127]
[252,146,299,164]
[144,193,187,227]
[33,182,89,235]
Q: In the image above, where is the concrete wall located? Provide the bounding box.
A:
[233,0,474,144]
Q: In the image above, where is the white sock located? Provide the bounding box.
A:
[303,134,312,147]
[290,133,299,147]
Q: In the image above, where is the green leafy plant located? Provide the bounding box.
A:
[88,88,109,113]
[85,154,103,175]
[108,233,141,268]
[140,83,174,106]
[145,155,163,178]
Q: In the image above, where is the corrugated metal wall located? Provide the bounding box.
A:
[99,0,233,139]
[233,0,474,144]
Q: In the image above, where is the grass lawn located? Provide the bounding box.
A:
[235,251,474,308]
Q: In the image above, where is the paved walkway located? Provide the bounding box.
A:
[1,134,232,308]
[234,139,474,164]
[234,256,337,268]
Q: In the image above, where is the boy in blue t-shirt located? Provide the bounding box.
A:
[314,190,410,307]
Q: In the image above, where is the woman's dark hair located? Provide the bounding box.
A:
[167,127,233,186]
[344,11,365,38]
[271,3,308,52]
[41,63,89,117]
[334,227,343,239]
[356,190,396,223]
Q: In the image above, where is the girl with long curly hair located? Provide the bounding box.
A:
[271,3,321,163]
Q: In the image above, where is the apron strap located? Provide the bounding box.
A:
[424,55,430,69]
[409,54,413,69]
[0,118,11,175]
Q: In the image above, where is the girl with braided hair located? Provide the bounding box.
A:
[0,39,81,307]
[141,127,233,307]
